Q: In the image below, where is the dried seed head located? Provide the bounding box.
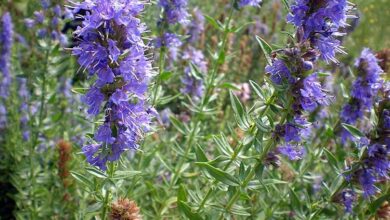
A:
[58,140,72,181]
[110,198,141,220]
[377,201,390,219]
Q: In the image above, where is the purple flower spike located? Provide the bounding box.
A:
[71,0,154,170]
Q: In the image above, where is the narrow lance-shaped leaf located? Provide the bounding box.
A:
[195,162,240,186]
[255,35,273,66]
[341,123,365,139]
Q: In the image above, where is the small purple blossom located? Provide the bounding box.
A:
[278,144,305,161]
[180,47,208,100]
[358,169,378,198]
[238,0,262,8]
[299,74,330,112]
[265,59,295,85]
[340,190,356,213]
[383,110,390,129]
[185,8,205,43]
[159,0,189,24]
[276,116,311,143]
[155,33,182,49]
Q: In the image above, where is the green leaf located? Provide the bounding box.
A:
[256,118,271,133]
[204,15,223,31]
[230,91,250,130]
[178,185,187,202]
[218,82,241,91]
[255,35,273,66]
[189,62,204,80]
[159,71,173,81]
[85,167,107,179]
[213,133,233,156]
[170,116,187,134]
[112,171,142,180]
[71,87,89,95]
[195,144,208,162]
[341,123,365,139]
[178,201,203,220]
[249,80,265,101]
[323,149,339,170]
[281,0,290,10]
[70,171,93,189]
[289,189,301,211]
[369,193,390,214]
[195,162,240,186]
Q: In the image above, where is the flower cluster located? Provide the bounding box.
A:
[18,78,30,141]
[340,48,383,142]
[342,125,389,207]
[177,8,208,101]
[24,1,70,46]
[287,0,352,63]
[266,0,351,161]
[180,47,208,100]
[158,0,189,24]
[275,116,311,160]
[185,8,205,44]
[71,0,154,170]
[0,12,13,99]
[155,32,183,64]
[0,12,13,128]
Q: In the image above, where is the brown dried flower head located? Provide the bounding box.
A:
[110,198,142,220]
[377,201,390,220]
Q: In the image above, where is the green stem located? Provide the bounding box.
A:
[200,6,234,109]
[152,46,166,106]
[196,93,276,212]
[169,4,236,189]
[29,41,51,219]
[170,121,200,188]
[102,162,116,220]
[218,112,287,219]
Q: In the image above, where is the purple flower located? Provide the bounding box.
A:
[83,87,105,116]
[41,0,51,9]
[180,47,208,100]
[94,123,115,144]
[0,105,6,128]
[0,12,13,99]
[24,18,36,28]
[278,144,305,161]
[366,143,389,179]
[265,59,295,85]
[340,49,383,142]
[71,0,154,170]
[383,110,390,129]
[158,0,189,24]
[340,190,356,213]
[277,116,311,143]
[299,74,330,112]
[287,0,351,63]
[18,78,30,140]
[340,102,363,124]
[185,8,205,43]
[155,33,182,49]
[34,11,45,24]
[358,169,378,198]
[238,0,262,8]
